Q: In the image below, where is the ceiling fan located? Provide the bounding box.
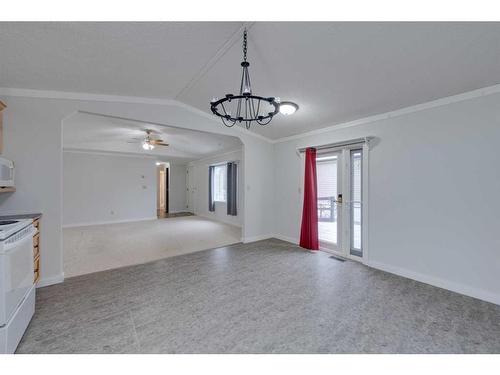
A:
[127,129,169,151]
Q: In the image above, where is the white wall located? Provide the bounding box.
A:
[11,86,499,306]
[168,163,187,213]
[188,149,243,227]
[274,92,500,305]
[0,92,274,286]
[63,151,157,226]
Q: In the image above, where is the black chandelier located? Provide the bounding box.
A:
[210,29,280,129]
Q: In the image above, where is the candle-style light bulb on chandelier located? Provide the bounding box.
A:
[210,29,280,129]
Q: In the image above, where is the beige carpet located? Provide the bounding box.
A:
[63,216,242,278]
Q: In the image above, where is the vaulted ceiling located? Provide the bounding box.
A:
[1,22,500,139]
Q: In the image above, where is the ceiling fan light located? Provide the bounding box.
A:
[142,141,154,150]
[279,102,299,115]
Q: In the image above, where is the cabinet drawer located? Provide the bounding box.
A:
[34,255,40,283]
[33,232,40,247]
[34,269,40,283]
[34,255,40,272]
[33,245,40,259]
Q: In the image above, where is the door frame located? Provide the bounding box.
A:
[311,143,370,264]
[165,166,169,214]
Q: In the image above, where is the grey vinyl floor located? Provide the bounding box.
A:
[17,239,500,354]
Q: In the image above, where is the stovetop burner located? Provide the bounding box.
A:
[0,220,19,226]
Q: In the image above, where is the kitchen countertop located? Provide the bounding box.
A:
[0,213,42,221]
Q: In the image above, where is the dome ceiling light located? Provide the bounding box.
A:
[279,101,299,115]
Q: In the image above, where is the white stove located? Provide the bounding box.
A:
[0,218,36,353]
[0,219,33,241]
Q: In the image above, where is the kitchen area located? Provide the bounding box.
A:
[0,101,42,353]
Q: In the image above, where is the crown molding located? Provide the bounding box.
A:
[273,83,500,144]
[3,83,500,146]
[0,87,274,144]
[63,147,159,159]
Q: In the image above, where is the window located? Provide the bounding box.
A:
[350,149,362,256]
[212,164,227,202]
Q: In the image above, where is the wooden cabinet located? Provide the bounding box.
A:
[33,218,40,283]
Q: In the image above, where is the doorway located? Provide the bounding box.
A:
[157,163,169,218]
[316,147,364,260]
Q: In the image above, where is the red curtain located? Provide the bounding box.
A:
[299,148,319,250]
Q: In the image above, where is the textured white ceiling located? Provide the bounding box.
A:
[2,22,500,139]
[63,112,242,163]
[0,22,242,98]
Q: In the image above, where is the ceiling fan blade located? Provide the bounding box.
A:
[126,140,141,144]
[144,128,160,135]
[155,142,169,147]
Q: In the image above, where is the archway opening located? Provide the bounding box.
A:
[61,111,244,277]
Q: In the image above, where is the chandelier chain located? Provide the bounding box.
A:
[243,29,248,61]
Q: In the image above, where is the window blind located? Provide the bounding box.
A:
[316,159,337,198]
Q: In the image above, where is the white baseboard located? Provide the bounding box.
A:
[36,273,64,288]
[368,260,500,306]
[242,234,274,243]
[63,216,157,228]
[272,234,299,244]
[271,232,500,306]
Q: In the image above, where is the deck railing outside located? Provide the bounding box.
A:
[318,196,336,222]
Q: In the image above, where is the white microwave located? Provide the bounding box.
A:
[0,157,14,187]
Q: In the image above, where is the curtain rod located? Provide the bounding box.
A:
[297,136,373,153]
